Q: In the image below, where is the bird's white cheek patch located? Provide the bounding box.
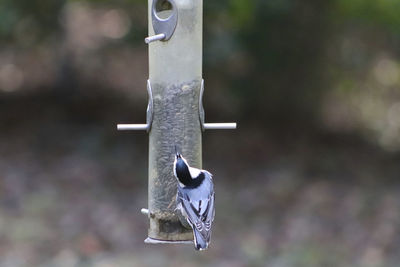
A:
[189,167,201,179]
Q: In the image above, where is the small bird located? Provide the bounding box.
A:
[173,149,215,251]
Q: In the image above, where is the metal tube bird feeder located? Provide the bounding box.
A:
[117,0,236,244]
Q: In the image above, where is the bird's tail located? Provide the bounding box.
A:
[193,229,208,251]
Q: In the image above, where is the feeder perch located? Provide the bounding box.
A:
[117,0,236,244]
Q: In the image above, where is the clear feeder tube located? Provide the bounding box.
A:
[147,0,203,242]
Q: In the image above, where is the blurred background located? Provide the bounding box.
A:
[1,0,400,266]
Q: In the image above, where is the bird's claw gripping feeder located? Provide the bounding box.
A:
[117,0,236,244]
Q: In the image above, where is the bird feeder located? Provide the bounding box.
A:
[117,0,236,244]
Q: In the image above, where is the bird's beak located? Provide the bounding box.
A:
[175,145,180,158]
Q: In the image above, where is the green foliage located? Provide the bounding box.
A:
[0,0,20,38]
[229,0,255,27]
[335,0,400,33]
[0,0,65,44]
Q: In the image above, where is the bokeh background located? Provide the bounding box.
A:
[1,0,400,266]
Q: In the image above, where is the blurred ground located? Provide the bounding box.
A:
[1,0,400,266]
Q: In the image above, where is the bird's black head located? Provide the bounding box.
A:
[175,155,188,175]
[173,151,192,186]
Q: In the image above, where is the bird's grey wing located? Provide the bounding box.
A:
[203,192,215,233]
[179,188,214,241]
[202,171,215,232]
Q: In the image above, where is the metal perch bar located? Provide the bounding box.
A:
[117,123,237,131]
[203,123,237,130]
[141,208,149,215]
[145,33,166,44]
[117,124,148,131]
